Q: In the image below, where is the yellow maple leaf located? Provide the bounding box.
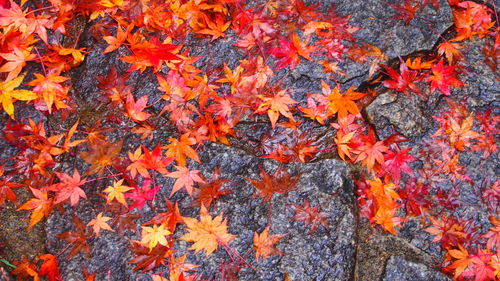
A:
[103,179,133,206]
[140,224,171,251]
[0,74,37,118]
[180,205,236,256]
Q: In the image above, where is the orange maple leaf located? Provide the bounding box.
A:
[163,134,201,167]
[322,81,365,120]
[334,131,355,161]
[87,212,114,237]
[27,72,70,113]
[18,187,53,229]
[446,245,474,279]
[103,24,132,54]
[253,227,285,261]
[125,92,152,122]
[437,41,463,63]
[256,89,298,128]
[180,205,236,256]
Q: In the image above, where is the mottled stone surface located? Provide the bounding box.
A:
[384,256,451,281]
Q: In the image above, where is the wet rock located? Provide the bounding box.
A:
[383,256,451,281]
[364,92,432,138]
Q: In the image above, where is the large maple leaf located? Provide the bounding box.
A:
[255,89,298,128]
[0,47,36,81]
[180,205,236,256]
[354,138,388,171]
[55,214,91,259]
[378,145,417,184]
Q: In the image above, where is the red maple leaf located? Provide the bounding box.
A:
[427,60,465,96]
[126,179,160,210]
[378,145,417,184]
[382,62,423,97]
[291,200,330,235]
[268,33,317,70]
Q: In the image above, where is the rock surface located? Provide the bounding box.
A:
[384,256,451,281]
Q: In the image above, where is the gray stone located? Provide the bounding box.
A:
[384,256,451,281]
[365,92,432,138]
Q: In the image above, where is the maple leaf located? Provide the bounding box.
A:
[127,144,172,178]
[125,92,152,122]
[291,200,330,235]
[378,145,416,184]
[0,0,50,42]
[18,187,53,229]
[140,224,171,251]
[438,41,463,63]
[268,33,317,70]
[373,207,405,235]
[298,94,328,125]
[334,131,355,161]
[0,73,36,118]
[196,14,231,41]
[382,62,423,97]
[145,200,185,233]
[0,167,22,206]
[427,60,465,96]
[483,216,500,252]
[321,81,365,120]
[192,170,231,209]
[103,179,133,206]
[103,24,132,54]
[389,0,419,25]
[424,216,468,248]
[80,140,123,176]
[246,166,300,202]
[11,257,39,281]
[447,114,479,151]
[27,72,70,113]
[255,89,298,129]
[446,245,474,279]
[0,47,36,81]
[180,205,236,256]
[87,212,114,237]
[39,254,62,281]
[353,138,388,171]
[163,134,200,167]
[128,240,174,272]
[167,165,205,196]
[126,179,160,210]
[253,227,285,260]
[55,214,91,259]
[48,169,87,206]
